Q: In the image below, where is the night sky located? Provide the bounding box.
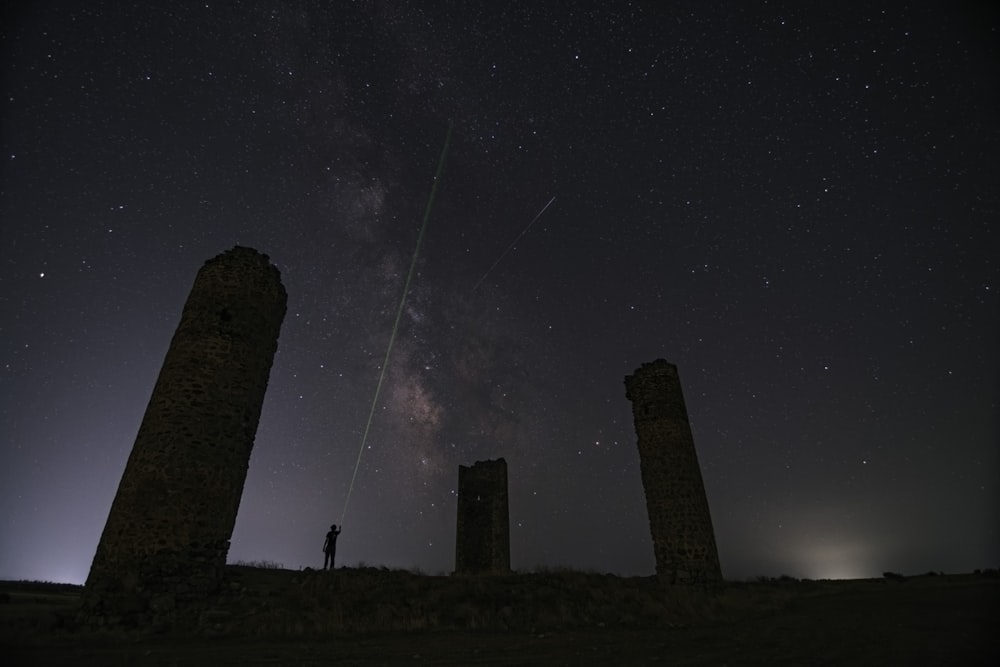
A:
[2,1,997,585]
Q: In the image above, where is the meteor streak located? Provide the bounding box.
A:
[472,196,556,291]
[340,123,453,525]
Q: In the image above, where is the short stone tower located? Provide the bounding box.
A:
[83,246,287,622]
[455,458,510,574]
[625,359,722,584]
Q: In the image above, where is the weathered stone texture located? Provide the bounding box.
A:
[83,246,287,625]
[455,458,510,574]
[625,359,722,584]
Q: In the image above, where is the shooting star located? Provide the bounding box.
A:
[340,123,453,526]
[472,196,556,291]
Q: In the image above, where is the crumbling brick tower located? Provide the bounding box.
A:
[625,359,722,584]
[455,458,510,574]
[84,246,286,621]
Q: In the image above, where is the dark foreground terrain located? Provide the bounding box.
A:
[2,567,997,666]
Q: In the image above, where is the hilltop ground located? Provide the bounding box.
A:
[2,567,997,665]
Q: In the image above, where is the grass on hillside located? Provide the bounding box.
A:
[2,567,995,640]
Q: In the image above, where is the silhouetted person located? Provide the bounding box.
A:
[323,524,341,570]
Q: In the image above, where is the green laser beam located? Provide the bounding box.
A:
[340,123,453,526]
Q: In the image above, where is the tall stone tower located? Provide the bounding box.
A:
[84,246,287,621]
[625,359,722,584]
[455,458,510,574]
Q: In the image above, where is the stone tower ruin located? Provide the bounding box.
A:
[455,458,510,574]
[625,359,722,584]
[83,246,287,621]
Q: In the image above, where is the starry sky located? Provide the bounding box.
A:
[2,1,998,584]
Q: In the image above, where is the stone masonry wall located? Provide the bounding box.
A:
[625,359,722,584]
[455,458,510,574]
[82,246,287,625]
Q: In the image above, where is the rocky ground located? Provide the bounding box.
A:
[2,568,997,665]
